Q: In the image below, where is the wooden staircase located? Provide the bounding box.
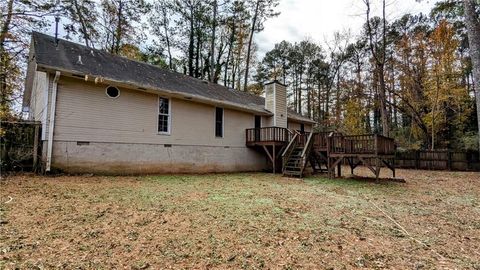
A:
[283,146,304,176]
[282,132,314,177]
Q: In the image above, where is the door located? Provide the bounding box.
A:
[255,115,261,141]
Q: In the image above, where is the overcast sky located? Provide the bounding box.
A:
[255,0,439,57]
[49,0,439,59]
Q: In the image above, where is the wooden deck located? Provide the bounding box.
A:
[325,134,396,179]
[328,134,395,157]
[246,127,396,179]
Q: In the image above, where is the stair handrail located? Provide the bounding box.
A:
[286,128,296,135]
[301,132,314,158]
[282,133,298,158]
[299,132,315,175]
[282,133,299,171]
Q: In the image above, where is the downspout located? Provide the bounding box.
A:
[46,71,61,172]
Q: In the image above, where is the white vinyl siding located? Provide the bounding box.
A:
[29,71,49,139]
[52,76,256,147]
[274,84,287,128]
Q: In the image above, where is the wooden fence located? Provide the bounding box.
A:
[0,121,42,172]
[340,150,480,171]
[395,150,480,171]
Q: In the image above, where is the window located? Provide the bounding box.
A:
[158,97,170,134]
[106,86,120,98]
[215,107,223,138]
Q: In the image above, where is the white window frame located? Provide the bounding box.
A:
[157,96,171,135]
[214,107,224,138]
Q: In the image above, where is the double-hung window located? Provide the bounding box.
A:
[158,97,170,134]
[215,107,223,138]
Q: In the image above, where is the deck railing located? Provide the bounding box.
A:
[328,134,395,155]
[246,128,396,157]
[295,131,310,147]
[246,127,290,145]
[312,132,333,151]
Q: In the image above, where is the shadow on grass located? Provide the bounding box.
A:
[304,174,406,195]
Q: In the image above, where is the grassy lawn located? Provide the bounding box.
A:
[1,167,479,269]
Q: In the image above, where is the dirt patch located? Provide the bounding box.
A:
[1,169,479,269]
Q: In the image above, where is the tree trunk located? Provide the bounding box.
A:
[307,83,311,118]
[464,0,480,154]
[188,6,195,76]
[318,82,322,123]
[0,0,14,114]
[380,0,389,136]
[213,40,226,83]
[73,0,91,47]
[161,5,173,69]
[243,0,260,91]
[378,65,389,136]
[209,0,217,82]
[335,71,341,123]
[224,16,236,86]
[325,87,330,124]
[298,71,303,113]
[114,1,124,54]
[195,27,201,78]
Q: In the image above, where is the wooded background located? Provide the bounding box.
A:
[1,0,479,152]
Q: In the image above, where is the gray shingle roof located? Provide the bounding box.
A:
[30,32,314,123]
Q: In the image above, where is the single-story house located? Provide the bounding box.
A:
[23,32,315,174]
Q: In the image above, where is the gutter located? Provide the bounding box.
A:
[46,71,61,172]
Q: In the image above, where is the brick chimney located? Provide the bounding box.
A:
[264,80,287,128]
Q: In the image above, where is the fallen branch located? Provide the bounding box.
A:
[363,194,449,264]
[3,196,13,204]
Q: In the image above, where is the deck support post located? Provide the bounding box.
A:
[328,157,343,179]
[347,157,354,175]
[273,146,276,174]
[381,158,396,178]
[392,158,395,178]
[337,161,342,177]
[262,145,275,173]
[375,158,380,182]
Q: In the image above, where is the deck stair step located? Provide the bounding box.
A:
[284,170,302,176]
[282,145,308,177]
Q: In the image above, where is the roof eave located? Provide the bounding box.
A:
[287,116,316,124]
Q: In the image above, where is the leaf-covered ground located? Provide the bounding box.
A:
[1,168,479,269]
